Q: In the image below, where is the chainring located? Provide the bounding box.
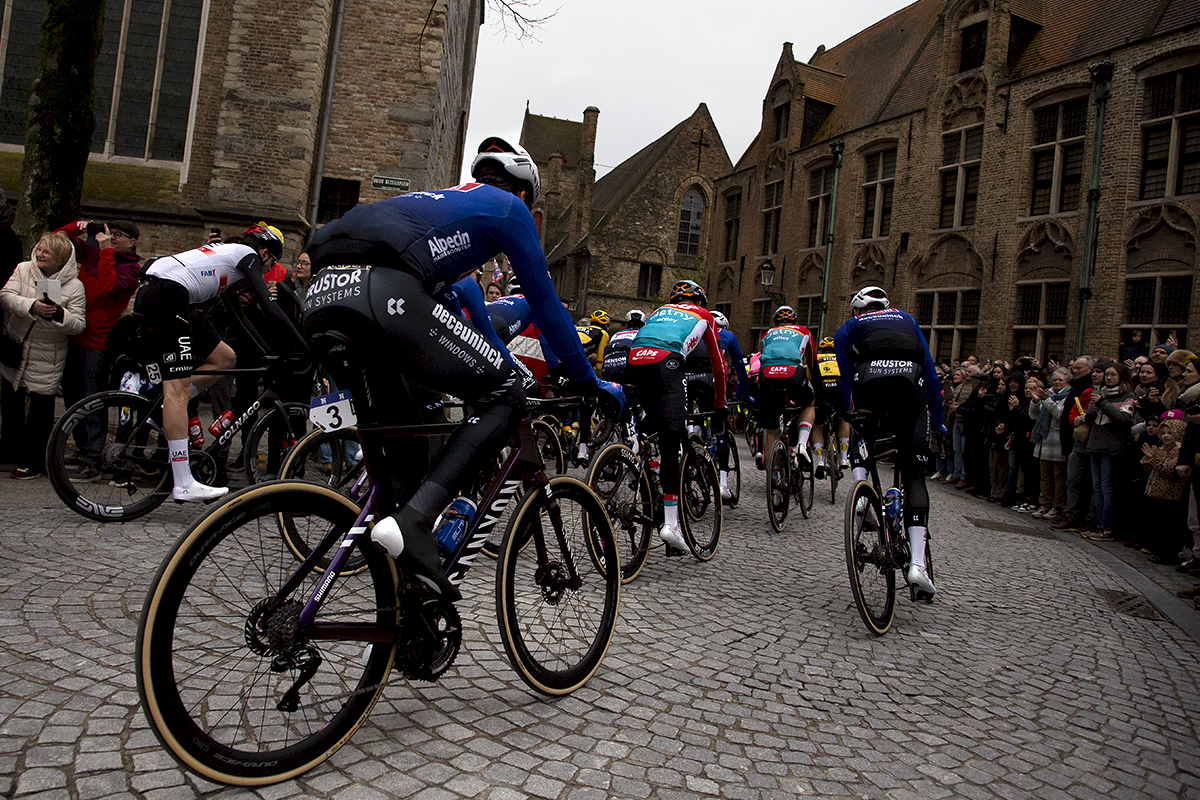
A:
[395,595,461,682]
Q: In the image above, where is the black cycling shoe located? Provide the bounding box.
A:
[382,509,462,602]
[815,464,827,480]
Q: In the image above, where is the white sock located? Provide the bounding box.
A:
[852,467,869,483]
[814,445,825,467]
[719,470,728,489]
[579,442,589,458]
[663,499,679,529]
[169,439,194,489]
[796,423,812,450]
[840,439,850,463]
[909,526,927,569]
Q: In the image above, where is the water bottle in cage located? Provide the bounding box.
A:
[884,487,902,530]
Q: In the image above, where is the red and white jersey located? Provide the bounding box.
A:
[147,243,257,304]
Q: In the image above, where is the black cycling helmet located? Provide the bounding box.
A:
[470,136,541,208]
[243,223,283,261]
[851,285,890,311]
[773,305,798,325]
[670,279,707,308]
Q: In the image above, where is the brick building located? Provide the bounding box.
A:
[519,104,731,321]
[707,0,1200,364]
[0,0,482,259]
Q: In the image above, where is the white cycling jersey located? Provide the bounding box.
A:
[147,242,257,304]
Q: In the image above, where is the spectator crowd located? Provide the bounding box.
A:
[931,337,1200,604]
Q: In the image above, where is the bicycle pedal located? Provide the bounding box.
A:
[663,544,686,557]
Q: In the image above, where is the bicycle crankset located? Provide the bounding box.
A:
[395,592,461,682]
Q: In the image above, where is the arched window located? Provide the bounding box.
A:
[677,188,704,256]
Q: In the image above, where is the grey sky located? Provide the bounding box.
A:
[460,0,912,182]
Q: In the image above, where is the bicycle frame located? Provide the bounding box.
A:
[287,418,553,638]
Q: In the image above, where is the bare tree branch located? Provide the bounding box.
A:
[486,0,559,41]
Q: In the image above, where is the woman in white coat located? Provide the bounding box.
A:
[0,231,86,478]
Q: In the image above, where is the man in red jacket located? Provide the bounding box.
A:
[57,219,141,481]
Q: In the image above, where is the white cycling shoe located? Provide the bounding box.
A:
[658,523,687,551]
[907,563,936,596]
[720,485,733,502]
[172,482,229,503]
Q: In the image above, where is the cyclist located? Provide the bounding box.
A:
[711,310,749,501]
[627,279,726,552]
[133,224,305,502]
[570,309,612,464]
[812,336,851,478]
[600,308,645,386]
[833,286,943,596]
[755,305,822,473]
[492,276,561,390]
[302,135,624,601]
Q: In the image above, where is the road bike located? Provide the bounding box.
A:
[843,409,935,636]
[818,410,844,505]
[136,411,621,786]
[47,355,310,522]
[765,406,815,531]
[586,411,723,582]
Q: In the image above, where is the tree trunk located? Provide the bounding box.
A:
[14,0,105,252]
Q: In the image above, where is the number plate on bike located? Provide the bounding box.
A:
[310,390,356,432]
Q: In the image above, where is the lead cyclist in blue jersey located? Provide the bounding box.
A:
[302,136,624,601]
[833,286,943,596]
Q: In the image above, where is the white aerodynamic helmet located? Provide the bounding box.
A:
[850,286,890,310]
[711,310,729,329]
[471,136,541,208]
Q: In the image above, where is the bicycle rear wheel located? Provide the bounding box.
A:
[47,391,170,522]
[722,431,741,508]
[766,441,789,532]
[495,477,620,694]
[679,441,721,560]
[137,482,396,785]
[828,440,840,505]
[844,481,896,635]
[795,442,815,519]
[587,443,654,583]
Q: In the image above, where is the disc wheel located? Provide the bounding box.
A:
[844,481,896,635]
[586,443,654,583]
[679,441,721,560]
[136,482,396,786]
[495,476,620,695]
[766,440,789,532]
[46,391,170,522]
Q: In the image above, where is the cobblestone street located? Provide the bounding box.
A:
[2,440,1199,799]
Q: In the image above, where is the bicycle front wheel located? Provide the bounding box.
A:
[279,428,369,572]
[243,402,312,483]
[679,442,721,560]
[844,481,896,635]
[479,420,563,560]
[587,443,654,583]
[766,441,789,532]
[495,476,620,695]
[47,391,170,522]
[137,482,396,785]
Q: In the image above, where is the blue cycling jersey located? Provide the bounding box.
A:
[307,182,593,383]
[717,328,750,402]
[833,308,944,429]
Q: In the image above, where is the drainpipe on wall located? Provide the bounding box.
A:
[818,140,845,339]
[306,0,348,230]
[1075,59,1113,357]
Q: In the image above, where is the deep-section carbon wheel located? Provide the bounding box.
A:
[587,443,654,583]
[795,442,815,519]
[766,440,789,532]
[844,480,896,635]
[47,390,170,522]
[495,477,620,695]
[679,442,721,560]
[137,482,396,785]
[243,402,311,484]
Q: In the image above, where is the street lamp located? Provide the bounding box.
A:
[759,258,785,304]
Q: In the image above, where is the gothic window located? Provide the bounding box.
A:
[773,103,790,142]
[1012,281,1069,364]
[761,180,783,256]
[714,301,732,320]
[1140,66,1200,200]
[807,166,834,248]
[1029,98,1086,215]
[637,263,662,299]
[915,288,980,362]
[1124,274,1192,349]
[959,21,987,72]
[0,0,203,161]
[751,298,772,344]
[677,188,704,256]
[794,295,821,331]
[317,178,360,224]
[723,193,741,262]
[938,125,983,228]
[861,149,896,239]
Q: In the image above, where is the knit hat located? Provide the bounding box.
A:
[1161,408,1185,422]
[1165,349,1194,370]
[1154,344,1176,356]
